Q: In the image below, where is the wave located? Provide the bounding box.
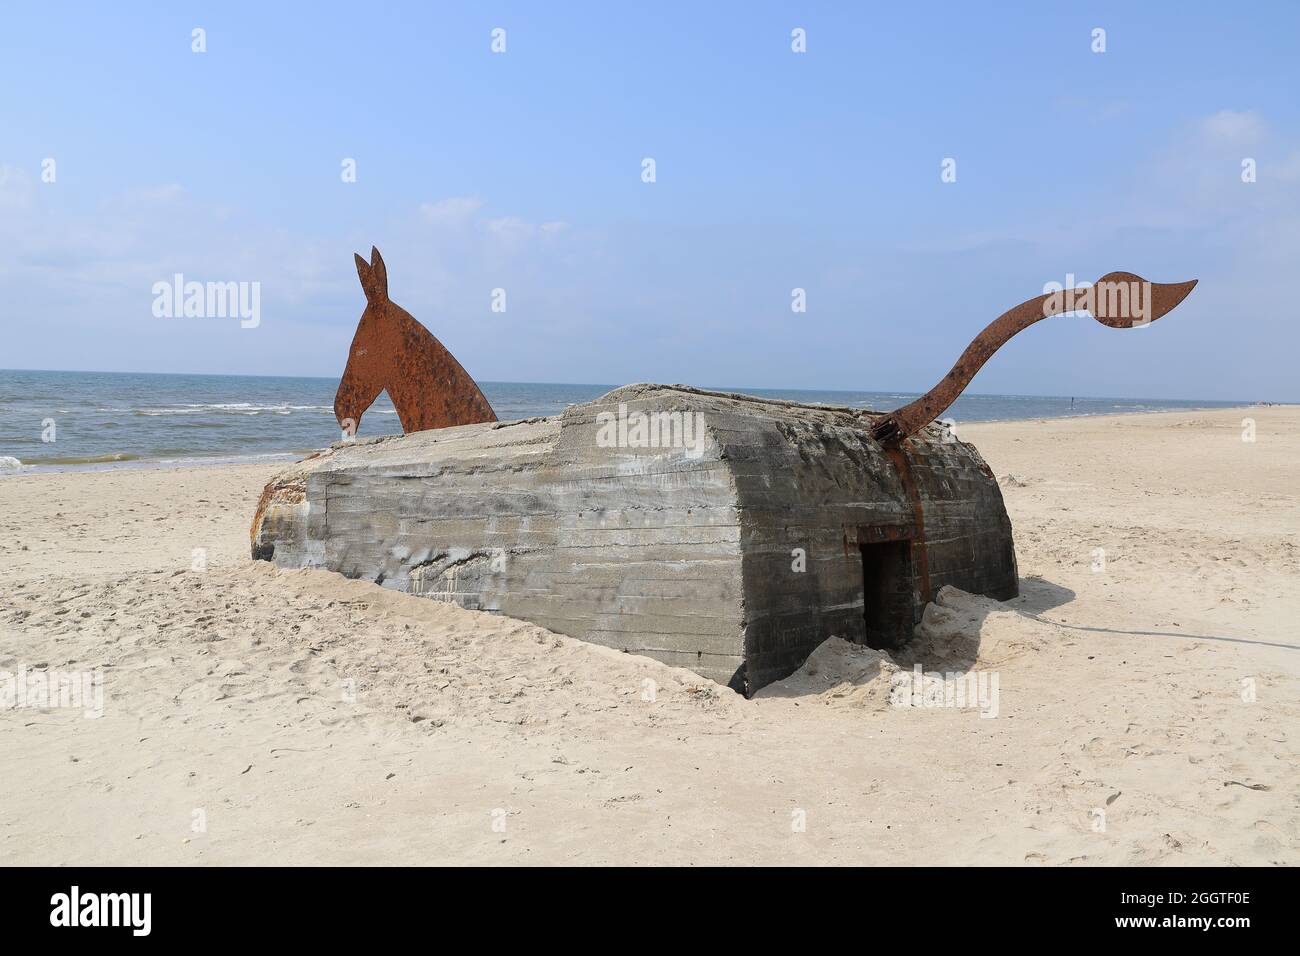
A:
[134,403,335,416]
[20,452,142,465]
[0,455,23,473]
[2,449,314,475]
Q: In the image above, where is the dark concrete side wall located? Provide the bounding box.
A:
[907,439,1018,604]
[723,412,914,692]
[714,406,1017,694]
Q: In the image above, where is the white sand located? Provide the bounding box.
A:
[1,406,1296,865]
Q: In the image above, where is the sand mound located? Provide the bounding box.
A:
[903,585,1056,670]
[0,562,746,738]
[754,637,899,710]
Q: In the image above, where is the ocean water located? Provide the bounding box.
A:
[0,368,1250,474]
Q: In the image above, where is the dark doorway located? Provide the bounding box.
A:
[860,540,915,649]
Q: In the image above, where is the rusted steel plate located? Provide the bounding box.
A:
[334,247,497,436]
[884,443,932,605]
[870,273,1197,445]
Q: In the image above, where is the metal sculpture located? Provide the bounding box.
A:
[334,247,497,436]
[870,272,1198,446]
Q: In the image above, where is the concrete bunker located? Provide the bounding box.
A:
[252,384,1018,695]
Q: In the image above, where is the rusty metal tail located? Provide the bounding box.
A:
[870,273,1197,445]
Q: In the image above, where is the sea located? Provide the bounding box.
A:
[0,368,1253,474]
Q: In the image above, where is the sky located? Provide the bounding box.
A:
[1,1,1297,399]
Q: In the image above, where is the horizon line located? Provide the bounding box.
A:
[0,366,1279,407]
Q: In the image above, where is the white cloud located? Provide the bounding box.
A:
[131,183,185,203]
[1275,151,1300,182]
[418,196,483,225]
[1199,109,1266,145]
[0,164,36,211]
[484,216,568,246]
[0,176,590,378]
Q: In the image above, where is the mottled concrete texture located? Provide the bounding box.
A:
[252,385,1017,694]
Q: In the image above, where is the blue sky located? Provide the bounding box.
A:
[2,2,1297,399]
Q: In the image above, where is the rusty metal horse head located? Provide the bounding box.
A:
[335,246,497,436]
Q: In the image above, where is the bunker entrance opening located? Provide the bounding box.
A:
[860,539,915,649]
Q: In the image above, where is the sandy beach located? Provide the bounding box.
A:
[1,405,1296,866]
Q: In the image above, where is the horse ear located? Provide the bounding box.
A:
[355,251,387,302]
[355,252,373,296]
[369,246,389,299]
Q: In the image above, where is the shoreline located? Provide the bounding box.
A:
[0,450,307,477]
[0,401,1276,477]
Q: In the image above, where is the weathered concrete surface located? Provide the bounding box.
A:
[252,385,1017,694]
